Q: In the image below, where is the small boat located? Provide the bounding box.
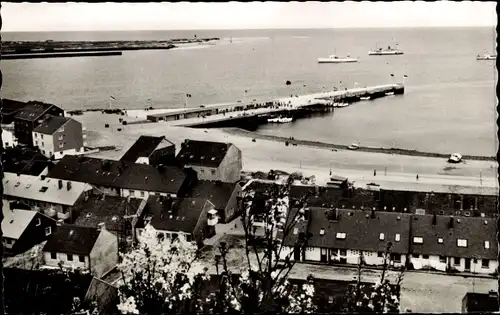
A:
[368,44,404,56]
[385,91,395,96]
[268,116,293,123]
[318,54,358,63]
[360,96,371,101]
[477,53,496,60]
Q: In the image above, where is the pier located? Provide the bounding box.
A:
[143,83,404,128]
[3,51,123,60]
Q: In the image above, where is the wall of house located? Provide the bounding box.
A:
[410,255,447,272]
[193,200,216,243]
[53,119,84,155]
[217,145,243,183]
[14,119,35,146]
[223,184,242,223]
[89,229,119,278]
[43,251,90,270]
[14,213,57,255]
[187,165,219,182]
[120,189,176,200]
[136,227,192,243]
[304,247,321,261]
[53,147,85,160]
[2,129,18,148]
[33,133,55,158]
[135,157,150,164]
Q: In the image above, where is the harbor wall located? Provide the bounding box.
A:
[3,51,123,60]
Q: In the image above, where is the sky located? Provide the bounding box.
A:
[2,1,497,32]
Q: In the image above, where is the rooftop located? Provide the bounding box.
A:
[114,163,187,194]
[14,102,55,121]
[1,98,28,115]
[2,209,37,239]
[120,135,174,163]
[176,139,231,168]
[2,147,52,176]
[33,115,73,135]
[3,172,91,206]
[463,292,499,312]
[186,180,238,209]
[42,225,101,255]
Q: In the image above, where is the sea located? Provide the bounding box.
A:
[2,28,497,156]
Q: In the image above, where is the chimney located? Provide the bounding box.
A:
[97,222,105,231]
[67,181,72,191]
[448,217,454,229]
[41,175,46,181]
[58,180,63,190]
[371,208,376,219]
[432,214,437,226]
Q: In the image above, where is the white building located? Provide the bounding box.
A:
[2,128,18,148]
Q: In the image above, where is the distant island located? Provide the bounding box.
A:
[2,37,220,56]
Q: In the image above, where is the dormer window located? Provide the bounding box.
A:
[14,182,20,188]
[336,232,346,239]
[413,237,423,244]
[211,157,216,161]
[457,239,467,247]
[39,186,48,193]
[379,233,385,241]
[26,184,31,189]
[320,228,325,236]
[485,241,490,249]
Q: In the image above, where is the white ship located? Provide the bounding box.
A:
[477,53,496,60]
[360,96,371,100]
[368,44,404,56]
[268,116,293,123]
[385,91,395,96]
[318,54,358,63]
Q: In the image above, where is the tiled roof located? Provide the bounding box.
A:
[14,102,54,121]
[73,194,145,231]
[2,147,52,176]
[2,209,37,239]
[120,135,174,163]
[293,208,411,254]
[187,180,237,210]
[42,225,101,255]
[113,163,187,194]
[33,115,72,134]
[176,140,231,167]
[410,214,497,259]
[3,172,91,206]
[138,197,212,234]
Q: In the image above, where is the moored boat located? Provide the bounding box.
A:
[318,54,358,63]
[368,44,403,56]
[385,91,395,96]
[268,116,293,123]
[477,53,496,60]
[360,96,371,100]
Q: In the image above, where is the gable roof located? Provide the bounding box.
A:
[42,225,101,255]
[33,116,72,134]
[1,98,28,115]
[139,197,213,234]
[2,147,52,176]
[410,214,497,259]
[113,163,187,194]
[186,180,237,210]
[120,135,174,163]
[73,194,146,231]
[3,172,91,206]
[288,208,411,254]
[2,209,37,239]
[14,102,55,121]
[176,140,231,167]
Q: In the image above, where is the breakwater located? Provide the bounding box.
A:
[3,51,123,60]
[223,128,496,162]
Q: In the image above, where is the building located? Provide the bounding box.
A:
[409,214,498,274]
[176,139,242,183]
[42,224,118,278]
[2,128,18,148]
[1,98,29,124]
[32,115,85,160]
[2,208,57,256]
[73,194,147,244]
[280,208,410,267]
[84,277,119,315]
[120,135,176,166]
[2,147,53,176]
[136,197,217,245]
[462,291,499,313]
[187,180,242,223]
[2,172,92,222]
[13,101,64,146]
[46,155,193,199]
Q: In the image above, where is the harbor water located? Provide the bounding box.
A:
[2,27,497,156]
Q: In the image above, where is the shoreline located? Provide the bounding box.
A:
[222,127,496,162]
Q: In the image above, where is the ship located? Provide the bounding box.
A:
[477,53,496,61]
[318,54,358,63]
[268,116,293,123]
[368,44,404,56]
[360,96,371,101]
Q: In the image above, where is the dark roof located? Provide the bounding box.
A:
[284,208,411,254]
[410,214,497,259]
[139,197,212,233]
[42,225,101,255]
[187,180,237,209]
[245,181,277,193]
[2,147,52,176]
[1,99,28,115]
[14,102,55,121]
[290,185,378,209]
[120,135,174,163]
[33,115,72,134]
[176,140,231,167]
[73,194,145,231]
[47,155,124,187]
[463,292,499,312]
[113,163,187,194]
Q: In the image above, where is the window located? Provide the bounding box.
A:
[79,256,85,263]
[328,296,334,304]
[14,182,20,188]
[379,233,385,241]
[60,151,63,155]
[39,186,48,193]
[320,228,325,236]
[140,191,145,197]
[42,150,46,154]
[392,253,401,263]
[45,226,52,236]
[485,241,490,249]
[35,141,38,146]
[5,239,12,245]
[457,239,467,247]
[67,254,73,261]
[412,254,419,258]
[41,134,44,139]
[60,143,64,148]
[453,257,461,266]
[422,255,429,259]
[438,238,444,244]
[42,142,45,147]
[339,249,347,256]
[51,252,57,259]
[395,234,401,242]
[482,259,489,268]
[211,169,216,175]
[439,256,446,263]
[36,218,41,226]
[186,235,192,242]
[336,232,346,239]
[35,133,37,138]
[413,237,423,244]
[293,228,298,235]
[129,190,135,196]
[200,169,205,174]
[172,233,178,240]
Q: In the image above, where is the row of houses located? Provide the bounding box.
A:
[279,207,498,275]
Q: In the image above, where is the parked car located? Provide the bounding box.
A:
[448,153,462,163]
[347,143,359,150]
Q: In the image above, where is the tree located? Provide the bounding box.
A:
[208,177,317,314]
[344,242,405,313]
[116,224,210,315]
